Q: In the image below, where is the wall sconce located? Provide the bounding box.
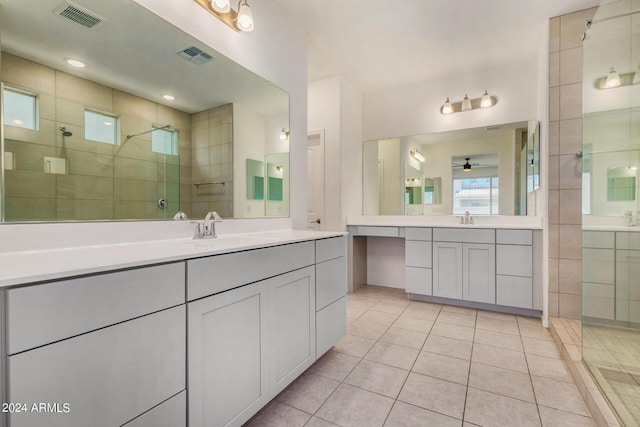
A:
[440,90,497,114]
[194,0,254,32]
[280,128,290,140]
[410,148,425,162]
[276,165,284,172]
[594,65,640,89]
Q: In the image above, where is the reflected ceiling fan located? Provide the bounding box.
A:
[452,157,479,172]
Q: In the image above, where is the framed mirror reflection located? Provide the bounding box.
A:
[0,0,290,222]
[363,120,540,216]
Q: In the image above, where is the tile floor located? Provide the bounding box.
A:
[246,285,595,427]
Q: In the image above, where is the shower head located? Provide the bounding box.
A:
[59,126,72,137]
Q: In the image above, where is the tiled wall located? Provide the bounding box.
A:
[1,53,191,221]
[190,104,233,218]
[548,8,597,319]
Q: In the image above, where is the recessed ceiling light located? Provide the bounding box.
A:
[162,94,175,101]
[66,59,86,68]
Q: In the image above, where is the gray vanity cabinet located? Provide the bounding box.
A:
[432,242,463,299]
[187,242,320,427]
[5,263,187,427]
[405,228,433,295]
[432,229,495,303]
[496,230,533,309]
[188,280,270,427]
[316,236,347,357]
[583,231,615,320]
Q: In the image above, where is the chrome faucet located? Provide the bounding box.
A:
[624,210,636,227]
[191,211,222,239]
[459,211,474,225]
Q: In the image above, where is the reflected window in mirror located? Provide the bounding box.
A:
[424,177,442,205]
[3,87,37,130]
[452,176,499,215]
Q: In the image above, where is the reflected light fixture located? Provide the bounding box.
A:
[605,66,621,88]
[12,119,24,126]
[440,92,497,114]
[194,0,254,32]
[461,94,472,112]
[530,158,535,168]
[410,148,425,163]
[276,165,284,172]
[66,58,86,68]
[280,127,290,140]
[480,90,492,108]
[162,94,176,101]
[210,0,230,13]
[463,158,472,172]
[442,98,453,115]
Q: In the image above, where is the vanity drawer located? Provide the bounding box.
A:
[496,230,532,245]
[433,228,495,244]
[405,240,432,268]
[316,296,346,357]
[496,276,532,309]
[7,262,185,355]
[405,227,432,241]
[496,245,532,277]
[187,241,315,301]
[355,226,399,237]
[123,391,186,427]
[316,236,346,263]
[584,231,615,249]
[316,256,347,310]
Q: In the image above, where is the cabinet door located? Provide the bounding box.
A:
[463,243,496,304]
[188,282,269,427]
[269,266,316,396]
[432,242,462,299]
[8,306,186,427]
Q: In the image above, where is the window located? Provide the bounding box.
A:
[152,128,178,155]
[3,87,37,130]
[452,176,499,215]
[85,110,118,144]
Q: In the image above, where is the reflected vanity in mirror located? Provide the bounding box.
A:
[363,120,540,216]
[0,0,290,222]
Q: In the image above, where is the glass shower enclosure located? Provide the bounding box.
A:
[582,1,640,425]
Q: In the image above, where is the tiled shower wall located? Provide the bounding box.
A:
[548,8,597,319]
[190,104,233,218]
[1,53,192,220]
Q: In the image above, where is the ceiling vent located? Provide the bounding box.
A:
[177,46,214,65]
[54,1,105,29]
[485,125,503,132]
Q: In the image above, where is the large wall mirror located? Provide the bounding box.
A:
[363,120,540,216]
[0,0,290,222]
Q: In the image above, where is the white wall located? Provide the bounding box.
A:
[363,59,538,141]
[308,76,363,231]
[133,0,308,228]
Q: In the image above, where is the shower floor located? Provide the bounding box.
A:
[583,322,640,426]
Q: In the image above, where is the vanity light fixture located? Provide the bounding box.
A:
[66,58,86,68]
[463,158,472,172]
[194,0,254,32]
[280,127,290,140]
[442,98,453,115]
[461,94,472,112]
[605,67,621,88]
[162,94,176,101]
[440,92,497,114]
[410,148,425,162]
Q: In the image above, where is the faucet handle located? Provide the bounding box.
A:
[189,221,205,239]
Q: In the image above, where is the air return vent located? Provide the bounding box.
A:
[177,46,214,65]
[54,1,105,29]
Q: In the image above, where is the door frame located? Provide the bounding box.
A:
[307,129,325,230]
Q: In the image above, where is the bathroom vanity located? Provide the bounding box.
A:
[348,216,542,315]
[0,230,347,427]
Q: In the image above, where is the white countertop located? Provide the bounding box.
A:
[0,229,346,288]
[347,215,543,229]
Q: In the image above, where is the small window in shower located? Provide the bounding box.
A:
[85,110,118,144]
[152,127,178,156]
[3,87,38,130]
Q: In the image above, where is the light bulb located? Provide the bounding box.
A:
[480,90,492,108]
[605,66,621,88]
[236,0,254,32]
[442,98,453,115]
[211,0,230,13]
[461,94,472,111]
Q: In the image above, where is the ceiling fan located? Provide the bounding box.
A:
[452,157,479,172]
